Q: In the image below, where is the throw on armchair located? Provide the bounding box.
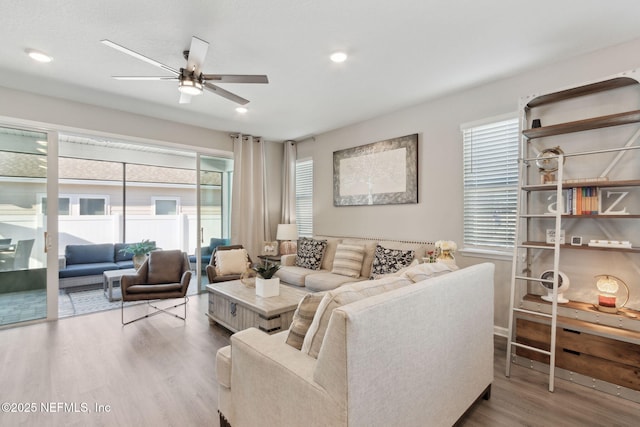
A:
[206,245,252,283]
[120,250,191,325]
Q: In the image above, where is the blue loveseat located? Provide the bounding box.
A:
[58,242,153,289]
[189,238,230,270]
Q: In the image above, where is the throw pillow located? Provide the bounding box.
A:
[369,244,415,279]
[301,276,412,358]
[285,293,325,350]
[295,238,327,270]
[331,244,365,278]
[401,262,456,283]
[215,248,249,275]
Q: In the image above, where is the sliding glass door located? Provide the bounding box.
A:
[0,126,49,326]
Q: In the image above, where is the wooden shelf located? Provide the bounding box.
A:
[526,77,639,108]
[522,110,640,139]
[522,179,640,191]
[522,294,640,329]
[522,241,640,253]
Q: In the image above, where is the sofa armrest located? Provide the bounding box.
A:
[226,328,346,427]
[58,256,66,270]
[281,253,296,266]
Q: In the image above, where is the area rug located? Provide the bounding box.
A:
[67,288,122,316]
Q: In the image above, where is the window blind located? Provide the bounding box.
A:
[295,159,313,237]
[462,117,519,250]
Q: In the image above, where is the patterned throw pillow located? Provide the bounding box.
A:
[295,238,328,270]
[331,244,365,278]
[285,293,325,350]
[370,244,415,279]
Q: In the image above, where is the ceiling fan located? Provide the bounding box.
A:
[100,36,268,105]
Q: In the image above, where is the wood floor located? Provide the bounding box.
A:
[0,294,638,427]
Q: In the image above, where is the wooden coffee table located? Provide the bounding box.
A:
[206,280,308,334]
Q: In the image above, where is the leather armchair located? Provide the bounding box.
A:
[120,250,191,325]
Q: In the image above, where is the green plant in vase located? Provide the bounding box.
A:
[120,239,156,269]
[252,260,281,279]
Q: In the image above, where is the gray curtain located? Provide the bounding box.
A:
[231,135,270,259]
[281,140,297,224]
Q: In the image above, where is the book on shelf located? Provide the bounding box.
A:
[563,186,599,215]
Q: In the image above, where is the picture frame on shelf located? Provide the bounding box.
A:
[261,241,278,256]
[570,236,582,246]
[546,229,565,244]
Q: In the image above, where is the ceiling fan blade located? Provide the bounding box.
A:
[112,76,179,81]
[186,36,209,75]
[201,74,269,84]
[179,93,192,104]
[101,39,180,76]
[203,82,249,105]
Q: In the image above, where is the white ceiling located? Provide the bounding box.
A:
[2,0,640,141]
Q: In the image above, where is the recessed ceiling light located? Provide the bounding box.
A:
[330,52,348,63]
[235,107,248,114]
[26,48,53,63]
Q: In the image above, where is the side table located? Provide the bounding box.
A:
[103,268,137,301]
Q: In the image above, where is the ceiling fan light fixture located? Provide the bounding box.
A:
[178,78,203,96]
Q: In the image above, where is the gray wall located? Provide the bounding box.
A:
[297,37,640,333]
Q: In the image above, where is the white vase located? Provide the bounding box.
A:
[256,277,280,297]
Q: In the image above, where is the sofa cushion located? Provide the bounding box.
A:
[295,238,327,270]
[216,345,232,389]
[65,243,115,265]
[302,276,412,358]
[276,266,325,287]
[370,244,415,279]
[285,293,326,350]
[331,244,365,278]
[304,272,363,292]
[215,248,249,275]
[58,262,119,278]
[319,237,342,271]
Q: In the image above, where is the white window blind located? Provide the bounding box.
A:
[462,116,519,250]
[295,159,313,237]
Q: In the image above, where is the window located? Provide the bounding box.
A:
[79,197,106,215]
[153,198,179,215]
[41,197,71,215]
[462,115,519,251]
[295,159,313,237]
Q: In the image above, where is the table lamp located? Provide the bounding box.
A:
[595,274,629,314]
[276,224,298,255]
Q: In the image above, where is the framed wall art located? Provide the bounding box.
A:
[333,133,418,206]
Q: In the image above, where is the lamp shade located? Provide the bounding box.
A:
[276,224,298,241]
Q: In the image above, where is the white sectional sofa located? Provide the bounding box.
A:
[275,235,436,292]
[216,262,495,427]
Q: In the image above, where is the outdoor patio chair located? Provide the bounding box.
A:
[120,250,191,325]
[0,239,34,271]
[206,244,252,283]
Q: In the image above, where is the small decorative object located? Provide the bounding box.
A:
[587,240,632,249]
[435,240,457,266]
[423,250,436,263]
[120,239,156,269]
[536,146,565,184]
[262,241,278,256]
[531,119,542,128]
[539,270,570,303]
[546,229,565,244]
[594,274,630,314]
[240,268,257,288]
[276,223,298,255]
[253,260,281,297]
[570,236,582,246]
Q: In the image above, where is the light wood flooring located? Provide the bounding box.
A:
[0,293,638,427]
